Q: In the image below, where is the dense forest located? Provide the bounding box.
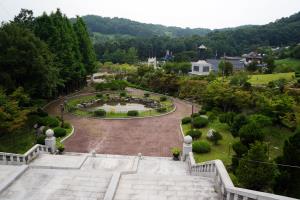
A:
[84,12,300,63]
[0,9,96,98]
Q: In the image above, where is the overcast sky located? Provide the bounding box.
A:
[0,0,300,29]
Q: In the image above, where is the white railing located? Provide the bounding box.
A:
[0,144,50,165]
[187,152,297,200]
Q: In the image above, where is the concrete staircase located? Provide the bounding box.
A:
[115,174,218,200]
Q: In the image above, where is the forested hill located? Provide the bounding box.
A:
[80,15,212,37]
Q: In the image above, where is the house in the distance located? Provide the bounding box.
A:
[242,52,263,65]
[189,60,213,76]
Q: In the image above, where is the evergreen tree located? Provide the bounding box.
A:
[73,16,97,74]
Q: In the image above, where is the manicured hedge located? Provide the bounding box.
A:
[192,141,211,153]
[181,117,192,124]
[191,113,200,118]
[62,122,71,129]
[53,127,67,138]
[160,96,167,102]
[192,116,209,128]
[94,109,106,117]
[38,116,60,128]
[186,129,202,139]
[127,110,139,116]
[156,107,167,113]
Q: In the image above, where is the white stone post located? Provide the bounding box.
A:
[182,136,193,161]
[45,129,56,153]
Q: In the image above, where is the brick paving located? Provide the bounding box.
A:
[44,89,193,157]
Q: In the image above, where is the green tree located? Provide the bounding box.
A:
[239,122,265,147]
[218,60,233,76]
[0,23,60,97]
[73,16,97,74]
[274,129,300,198]
[236,142,277,191]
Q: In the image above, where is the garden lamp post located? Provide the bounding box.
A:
[60,100,67,127]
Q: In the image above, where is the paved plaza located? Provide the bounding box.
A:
[44,88,193,157]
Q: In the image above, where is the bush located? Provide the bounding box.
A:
[219,112,236,125]
[239,122,265,146]
[199,109,206,115]
[38,116,60,128]
[230,114,247,137]
[193,141,211,153]
[171,147,181,159]
[53,127,67,138]
[144,93,150,98]
[191,113,200,118]
[94,83,106,91]
[94,109,106,117]
[62,122,71,129]
[96,93,103,98]
[247,114,272,127]
[207,111,217,122]
[156,107,167,113]
[207,131,223,145]
[181,117,192,124]
[57,141,65,153]
[36,108,48,117]
[120,92,127,97]
[127,110,139,116]
[36,135,46,145]
[232,141,248,157]
[192,116,209,128]
[186,129,202,139]
[160,96,167,101]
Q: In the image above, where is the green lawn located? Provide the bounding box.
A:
[182,119,294,165]
[182,120,238,166]
[248,72,295,85]
[275,58,300,73]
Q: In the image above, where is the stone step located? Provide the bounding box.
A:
[114,174,218,200]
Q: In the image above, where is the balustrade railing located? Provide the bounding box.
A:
[0,144,50,165]
[187,152,296,200]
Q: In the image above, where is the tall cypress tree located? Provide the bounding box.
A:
[73,16,96,74]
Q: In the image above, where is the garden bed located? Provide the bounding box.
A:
[65,91,174,119]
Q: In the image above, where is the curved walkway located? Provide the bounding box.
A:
[44,88,193,157]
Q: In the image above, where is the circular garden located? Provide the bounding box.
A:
[65,91,175,118]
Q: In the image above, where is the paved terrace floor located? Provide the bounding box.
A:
[44,88,193,157]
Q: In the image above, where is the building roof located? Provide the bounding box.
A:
[242,52,262,59]
[198,44,207,49]
[191,60,212,66]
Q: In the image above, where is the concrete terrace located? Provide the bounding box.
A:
[0,153,218,200]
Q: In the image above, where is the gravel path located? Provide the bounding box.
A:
[44,88,193,157]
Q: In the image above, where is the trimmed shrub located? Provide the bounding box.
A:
[96,93,103,98]
[62,122,71,129]
[186,129,202,139]
[36,108,48,117]
[181,117,192,124]
[199,109,206,115]
[94,109,106,117]
[127,110,139,116]
[239,122,265,146]
[36,135,46,145]
[160,96,167,102]
[193,116,209,128]
[144,93,150,98]
[53,127,67,138]
[156,107,167,113]
[191,113,200,118]
[38,116,60,128]
[232,141,248,157]
[120,92,127,97]
[207,112,217,122]
[230,114,247,137]
[193,141,211,153]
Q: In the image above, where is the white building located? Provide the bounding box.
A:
[148,57,157,69]
[189,60,213,76]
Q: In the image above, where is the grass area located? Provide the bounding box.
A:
[275,58,300,73]
[182,120,238,166]
[0,130,36,154]
[67,93,174,118]
[248,72,295,85]
[263,126,294,159]
[182,119,294,165]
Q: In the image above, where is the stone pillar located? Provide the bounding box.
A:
[182,136,193,161]
[45,129,56,153]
